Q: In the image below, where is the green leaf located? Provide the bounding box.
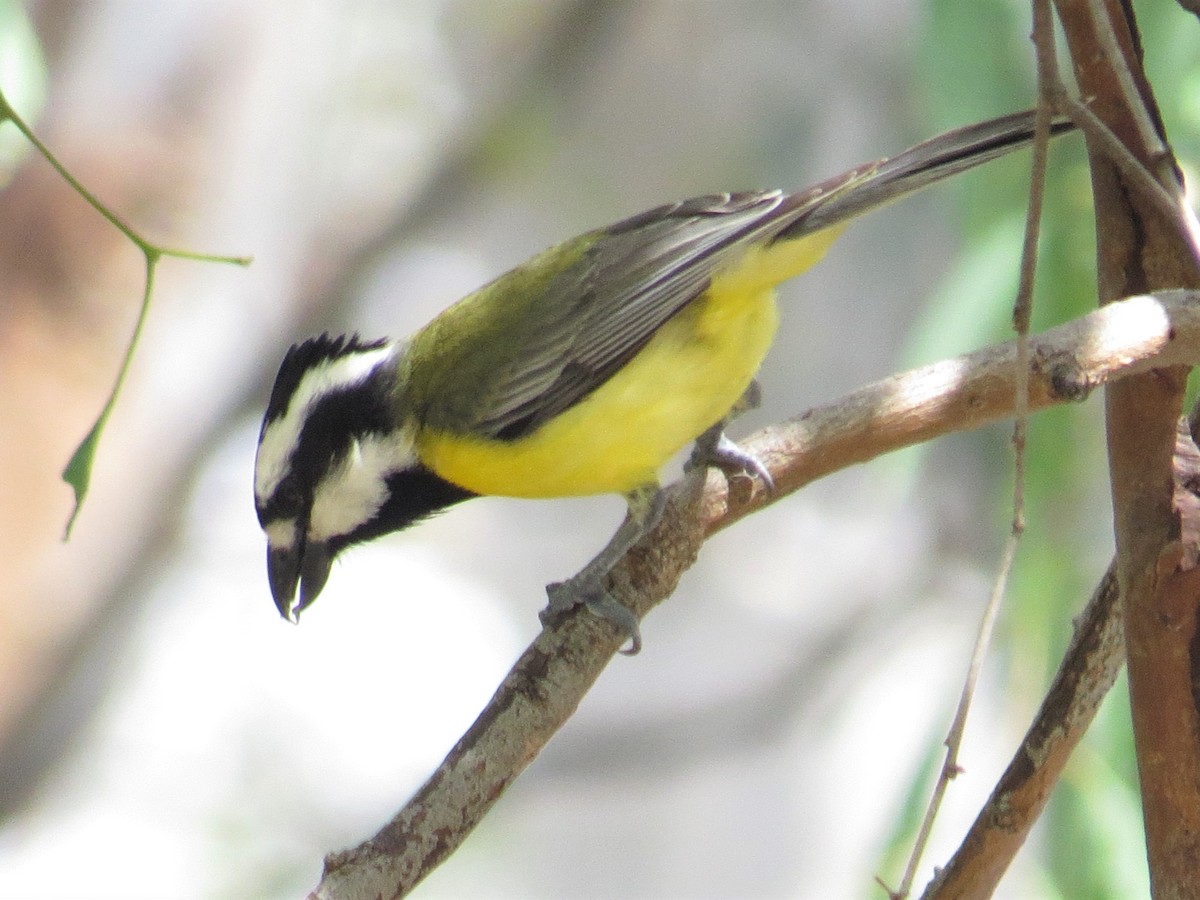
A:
[61,417,105,538]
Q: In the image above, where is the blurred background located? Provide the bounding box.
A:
[0,1,1197,897]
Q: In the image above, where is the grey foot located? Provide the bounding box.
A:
[688,427,775,493]
[543,578,642,655]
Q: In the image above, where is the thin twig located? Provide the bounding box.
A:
[1086,0,1168,165]
[888,535,1021,900]
[903,6,1059,895]
[706,289,1200,533]
[0,89,250,267]
[886,20,1059,892]
[1056,91,1184,228]
[921,562,1123,899]
[1049,86,1200,261]
[1038,0,1199,255]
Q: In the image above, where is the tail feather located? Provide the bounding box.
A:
[776,109,1075,241]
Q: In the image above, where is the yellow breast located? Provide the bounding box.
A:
[416,287,772,498]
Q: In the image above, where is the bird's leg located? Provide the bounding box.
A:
[686,380,775,491]
[540,382,770,654]
[543,483,667,655]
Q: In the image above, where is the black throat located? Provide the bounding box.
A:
[332,466,477,553]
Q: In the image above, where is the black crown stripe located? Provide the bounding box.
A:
[263,333,389,426]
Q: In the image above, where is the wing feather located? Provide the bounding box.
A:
[468,190,793,439]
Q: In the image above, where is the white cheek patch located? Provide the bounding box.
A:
[308,431,418,543]
[254,343,397,503]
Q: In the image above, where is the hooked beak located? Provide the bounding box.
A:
[267,540,332,622]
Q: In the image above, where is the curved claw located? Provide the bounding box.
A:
[543,579,642,655]
[689,430,775,493]
[585,593,642,655]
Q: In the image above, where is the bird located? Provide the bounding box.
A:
[254,109,1074,653]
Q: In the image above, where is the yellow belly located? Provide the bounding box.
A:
[416,222,846,499]
[419,283,779,498]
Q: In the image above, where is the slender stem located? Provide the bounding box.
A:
[0,86,250,265]
[109,254,159,426]
[1052,87,1200,260]
[0,82,252,533]
[885,12,1061,896]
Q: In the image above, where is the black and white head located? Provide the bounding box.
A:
[253,334,473,622]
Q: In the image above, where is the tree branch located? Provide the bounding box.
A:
[924,419,1200,899]
[703,290,1200,533]
[1053,1,1200,894]
[311,288,1200,899]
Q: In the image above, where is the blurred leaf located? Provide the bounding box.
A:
[873,715,950,893]
[1051,681,1150,899]
[0,0,44,181]
[916,0,1036,130]
[900,212,1024,368]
